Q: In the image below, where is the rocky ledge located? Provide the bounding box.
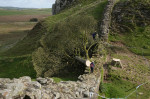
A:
[52,0,76,15]
[0,71,101,99]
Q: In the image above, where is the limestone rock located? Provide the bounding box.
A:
[111,58,122,68]
[52,0,76,15]
[37,77,47,85]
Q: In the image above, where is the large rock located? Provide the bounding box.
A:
[111,58,122,68]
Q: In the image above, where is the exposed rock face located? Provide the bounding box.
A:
[99,0,117,41]
[0,72,101,99]
[111,0,150,33]
[52,0,76,15]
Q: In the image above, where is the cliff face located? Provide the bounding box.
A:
[52,0,76,15]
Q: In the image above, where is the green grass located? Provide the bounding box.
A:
[0,22,37,57]
[99,77,150,99]
[52,76,78,83]
[125,27,150,56]
[86,0,108,20]
[109,26,150,57]
[0,8,51,16]
[0,56,36,79]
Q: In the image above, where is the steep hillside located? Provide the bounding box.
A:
[102,0,150,98]
[32,0,108,77]
[0,0,108,78]
[110,0,150,57]
[0,0,149,98]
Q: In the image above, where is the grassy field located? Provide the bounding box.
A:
[0,22,36,53]
[0,8,52,78]
[0,8,51,16]
[0,8,51,22]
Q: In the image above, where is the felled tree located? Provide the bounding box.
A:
[32,15,97,77]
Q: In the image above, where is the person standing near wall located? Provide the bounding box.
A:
[90,62,95,73]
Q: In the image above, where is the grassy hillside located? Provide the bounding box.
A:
[0,0,108,78]
[0,56,36,79]
[0,8,52,78]
[0,0,149,98]
[102,0,150,98]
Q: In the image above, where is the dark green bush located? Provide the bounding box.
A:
[30,18,38,22]
[32,15,97,77]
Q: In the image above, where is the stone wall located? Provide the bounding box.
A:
[99,0,117,41]
[0,0,119,98]
[52,0,76,15]
[0,71,101,99]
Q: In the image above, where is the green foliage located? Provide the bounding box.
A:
[0,56,36,79]
[30,18,38,22]
[33,15,97,77]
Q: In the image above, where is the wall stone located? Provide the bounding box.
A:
[0,71,101,99]
[99,0,117,41]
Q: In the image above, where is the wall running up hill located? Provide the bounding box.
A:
[0,0,118,99]
[99,0,117,41]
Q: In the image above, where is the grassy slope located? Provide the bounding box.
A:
[0,56,36,79]
[0,0,107,78]
[2,0,107,57]
[0,8,51,16]
[102,1,150,99]
[109,26,150,59]
[0,9,52,78]
[0,0,149,98]
[0,22,36,52]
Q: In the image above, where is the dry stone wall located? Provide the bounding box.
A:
[0,0,118,98]
[99,0,117,41]
[0,71,101,99]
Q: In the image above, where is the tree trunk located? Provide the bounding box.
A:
[75,56,91,67]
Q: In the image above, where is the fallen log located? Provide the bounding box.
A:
[75,56,91,67]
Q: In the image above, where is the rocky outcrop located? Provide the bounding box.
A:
[0,71,101,99]
[52,0,76,15]
[99,0,117,41]
[111,0,150,33]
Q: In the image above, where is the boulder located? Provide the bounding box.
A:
[36,77,47,85]
[111,58,122,68]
